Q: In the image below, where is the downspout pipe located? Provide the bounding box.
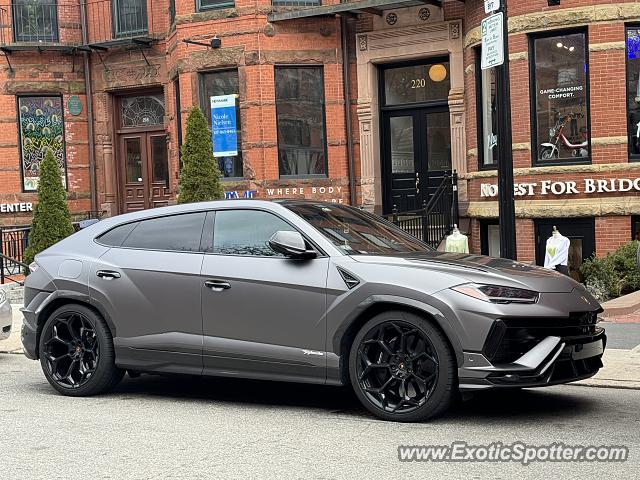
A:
[80,1,98,215]
[340,14,357,207]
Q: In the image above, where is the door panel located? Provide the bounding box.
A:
[121,135,148,212]
[384,113,422,213]
[148,134,171,208]
[119,132,170,213]
[89,248,204,374]
[382,108,452,214]
[200,255,329,382]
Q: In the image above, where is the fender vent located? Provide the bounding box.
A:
[337,267,359,289]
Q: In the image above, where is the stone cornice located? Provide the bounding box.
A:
[465,3,640,49]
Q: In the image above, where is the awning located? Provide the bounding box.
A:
[268,0,449,23]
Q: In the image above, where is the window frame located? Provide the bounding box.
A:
[12,0,59,43]
[479,219,500,257]
[625,24,640,162]
[94,211,208,254]
[208,207,327,258]
[474,47,498,171]
[17,94,68,193]
[112,0,149,38]
[196,0,235,12]
[198,68,243,181]
[275,65,329,179]
[528,28,592,167]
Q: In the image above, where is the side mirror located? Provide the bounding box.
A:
[269,231,316,259]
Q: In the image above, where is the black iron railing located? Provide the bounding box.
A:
[86,0,153,46]
[272,0,320,6]
[385,172,459,250]
[0,225,29,285]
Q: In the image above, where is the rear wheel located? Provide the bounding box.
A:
[39,304,124,396]
[349,311,456,422]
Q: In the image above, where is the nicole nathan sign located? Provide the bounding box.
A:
[480,178,640,198]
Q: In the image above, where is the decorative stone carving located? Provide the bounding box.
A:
[449,22,460,40]
[104,64,161,89]
[263,23,276,38]
[419,8,431,22]
[358,34,368,51]
[386,13,397,26]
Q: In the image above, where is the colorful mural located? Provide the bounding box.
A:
[18,96,66,191]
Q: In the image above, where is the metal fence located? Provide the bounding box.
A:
[385,172,459,250]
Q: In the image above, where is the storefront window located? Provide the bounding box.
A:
[200,70,243,179]
[18,95,66,191]
[480,221,500,257]
[626,27,640,159]
[383,62,450,106]
[531,32,590,164]
[275,66,327,178]
[475,49,498,169]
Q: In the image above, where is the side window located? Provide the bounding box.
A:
[97,222,138,247]
[213,210,297,256]
[122,212,206,252]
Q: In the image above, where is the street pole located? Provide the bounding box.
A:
[495,0,517,259]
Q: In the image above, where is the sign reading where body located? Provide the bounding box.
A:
[210,95,238,158]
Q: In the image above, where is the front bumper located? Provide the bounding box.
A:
[458,329,606,391]
[0,297,11,341]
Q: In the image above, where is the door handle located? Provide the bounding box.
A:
[204,280,231,291]
[96,270,121,280]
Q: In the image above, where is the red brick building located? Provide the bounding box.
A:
[1,0,640,278]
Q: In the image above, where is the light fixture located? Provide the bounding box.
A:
[569,46,575,52]
[428,64,447,82]
[556,42,563,48]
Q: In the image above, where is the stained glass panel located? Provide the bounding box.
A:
[120,95,165,128]
[18,96,66,191]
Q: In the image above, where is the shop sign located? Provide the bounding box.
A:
[0,202,33,214]
[481,12,504,70]
[210,95,238,158]
[223,186,345,204]
[481,178,640,198]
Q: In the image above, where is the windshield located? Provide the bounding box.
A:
[284,203,429,255]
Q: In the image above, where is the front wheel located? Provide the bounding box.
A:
[349,311,456,422]
[540,146,557,160]
[39,304,124,396]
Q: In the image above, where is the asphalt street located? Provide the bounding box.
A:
[0,352,638,480]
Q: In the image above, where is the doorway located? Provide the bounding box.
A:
[380,60,452,214]
[535,218,595,281]
[116,93,169,213]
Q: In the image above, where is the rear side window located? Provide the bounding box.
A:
[121,212,207,252]
[97,222,138,247]
[213,210,296,256]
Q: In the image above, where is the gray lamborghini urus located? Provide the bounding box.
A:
[21,200,606,422]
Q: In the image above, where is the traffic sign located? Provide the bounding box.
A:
[481,12,504,70]
[484,0,499,14]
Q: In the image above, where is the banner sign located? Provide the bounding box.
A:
[210,95,238,158]
[481,178,640,198]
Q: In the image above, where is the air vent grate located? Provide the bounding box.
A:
[337,267,360,289]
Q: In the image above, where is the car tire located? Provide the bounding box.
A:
[349,310,456,422]
[39,304,124,396]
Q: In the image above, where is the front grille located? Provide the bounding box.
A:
[484,311,601,364]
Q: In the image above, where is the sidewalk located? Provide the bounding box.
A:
[0,305,24,354]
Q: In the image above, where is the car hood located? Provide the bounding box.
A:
[350,251,580,293]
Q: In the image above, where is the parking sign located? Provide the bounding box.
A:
[481,12,504,70]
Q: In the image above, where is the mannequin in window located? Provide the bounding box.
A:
[445,225,469,254]
[544,226,570,275]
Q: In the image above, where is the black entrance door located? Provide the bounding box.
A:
[535,218,595,281]
[382,108,451,213]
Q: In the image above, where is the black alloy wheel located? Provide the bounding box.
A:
[42,311,99,388]
[349,311,455,422]
[39,304,124,396]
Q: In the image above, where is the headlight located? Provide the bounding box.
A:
[0,289,6,303]
[549,127,556,137]
[451,283,539,304]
